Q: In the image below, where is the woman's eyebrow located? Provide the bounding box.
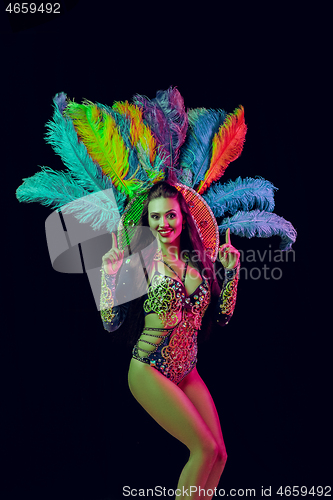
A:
[149,209,177,215]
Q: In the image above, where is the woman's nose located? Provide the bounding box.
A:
[159,215,170,226]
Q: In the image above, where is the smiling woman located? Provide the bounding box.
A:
[101,180,241,498]
[15,87,296,499]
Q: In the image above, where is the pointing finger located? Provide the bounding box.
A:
[225,228,231,245]
[112,232,118,249]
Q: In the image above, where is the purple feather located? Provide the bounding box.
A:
[133,87,188,174]
[54,92,68,114]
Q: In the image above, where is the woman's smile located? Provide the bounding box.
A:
[158,229,173,237]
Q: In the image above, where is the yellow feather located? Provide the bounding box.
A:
[65,101,139,197]
[112,101,157,164]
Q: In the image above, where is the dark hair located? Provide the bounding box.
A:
[115,181,222,346]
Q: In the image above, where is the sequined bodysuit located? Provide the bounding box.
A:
[100,253,239,385]
[129,260,210,384]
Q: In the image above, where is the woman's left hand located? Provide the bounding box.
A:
[219,228,240,269]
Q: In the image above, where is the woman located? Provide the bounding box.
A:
[15,89,295,498]
[100,181,240,499]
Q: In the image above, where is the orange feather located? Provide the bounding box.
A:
[197,106,247,195]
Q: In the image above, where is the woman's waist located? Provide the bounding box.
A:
[143,310,199,330]
[141,320,198,341]
[134,316,199,363]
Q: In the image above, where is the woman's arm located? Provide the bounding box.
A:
[215,262,240,327]
[100,266,130,332]
[100,232,128,332]
[216,228,241,327]
[100,251,148,332]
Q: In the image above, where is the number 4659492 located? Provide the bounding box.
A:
[6,3,61,14]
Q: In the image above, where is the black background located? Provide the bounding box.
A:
[1,2,329,500]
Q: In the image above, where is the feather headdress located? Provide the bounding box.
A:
[16,87,296,252]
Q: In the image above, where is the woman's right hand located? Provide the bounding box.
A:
[102,233,124,275]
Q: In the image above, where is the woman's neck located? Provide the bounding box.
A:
[159,241,181,263]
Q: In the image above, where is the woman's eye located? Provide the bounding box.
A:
[150,213,176,220]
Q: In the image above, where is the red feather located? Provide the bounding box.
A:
[197,106,247,195]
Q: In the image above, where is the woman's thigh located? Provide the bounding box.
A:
[128,358,217,453]
[178,368,226,454]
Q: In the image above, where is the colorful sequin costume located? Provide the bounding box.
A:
[100,255,240,385]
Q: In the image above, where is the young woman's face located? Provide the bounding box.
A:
[148,197,183,244]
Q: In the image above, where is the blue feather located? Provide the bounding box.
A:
[203,176,277,217]
[218,210,297,251]
[16,166,88,208]
[16,166,125,232]
[45,94,114,193]
[179,108,227,188]
[54,92,68,114]
[61,187,125,232]
[18,92,127,231]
